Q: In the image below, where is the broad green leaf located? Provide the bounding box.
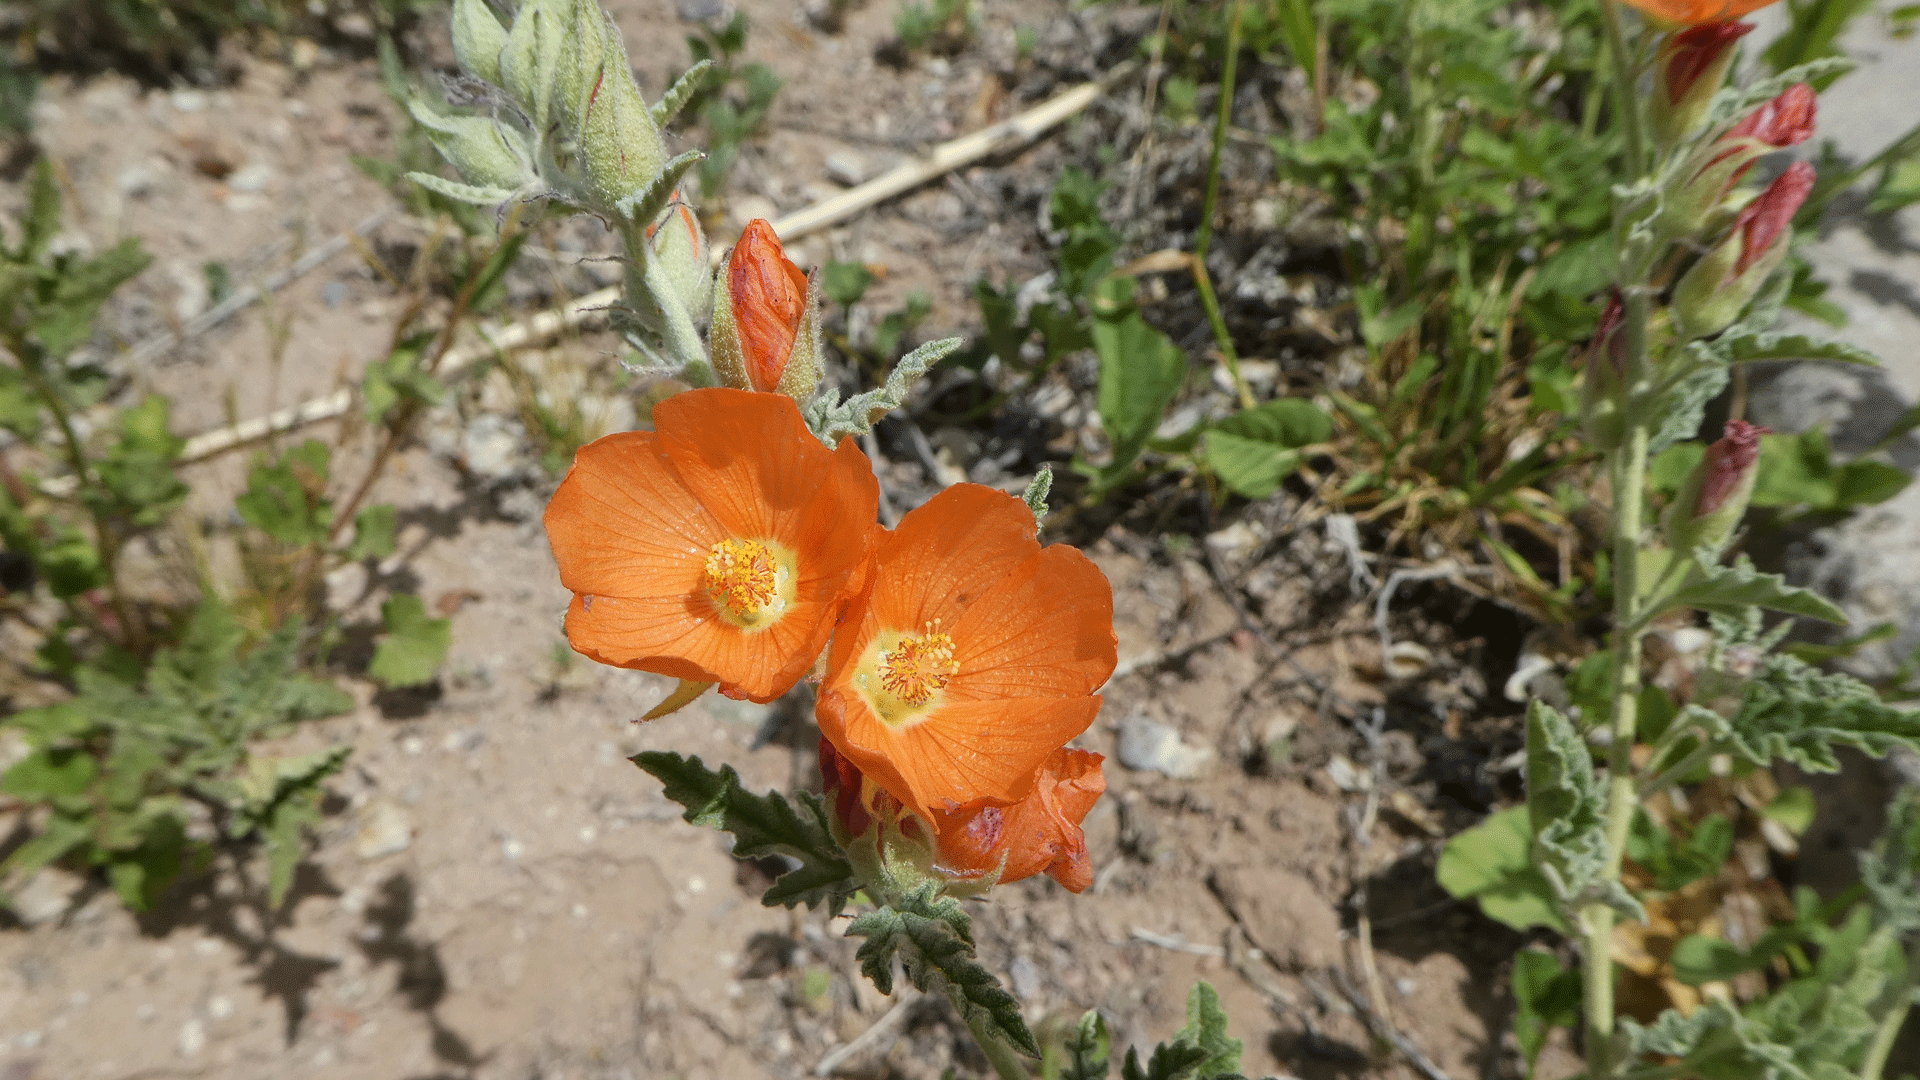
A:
[1761,787,1816,834]
[362,332,443,425]
[0,813,90,882]
[22,156,60,260]
[822,260,873,307]
[369,593,451,687]
[89,396,188,527]
[1,747,97,799]
[1204,398,1333,500]
[34,239,151,357]
[1523,700,1638,920]
[1649,441,1705,497]
[1082,276,1185,494]
[1511,949,1580,1075]
[1831,460,1910,508]
[1665,555,1847,624]
[1436,806,1567,932]
[345,504,398,561]
[1168,982,1240,1079]
[631,751,855,912]
[1719,332,1880,366]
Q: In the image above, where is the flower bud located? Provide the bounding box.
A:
[1672,161,1813,339]
[646,200,714,325]
[709,220,824,401]
[1578,290,1630,450]
[1651,22,1754,148]
[1623,0,1784,26]
[928,749,1106,893]
[562,1,668,215]
[407,97,537,194]
[1663,83,1815,240]
[497,0,570,134]
[1663,419,1770,555]
[451,0,510,87]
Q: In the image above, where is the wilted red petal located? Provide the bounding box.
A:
[727,220,809,393]
[931,749,1107,892]
[1733,161,1815,274]
[1661,23,1754,106]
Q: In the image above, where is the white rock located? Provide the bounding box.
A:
[227,163,274,193]
[1325,753,1371,793]
[459,413,530,482]
[177,1017,206,1057]
[1115,715,1215,779]
[824,151,868,186]
[11,867,84,926]
[116,161,164,198]
[353,800,412,861]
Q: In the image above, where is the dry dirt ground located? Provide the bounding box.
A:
[0,2,1575,1078]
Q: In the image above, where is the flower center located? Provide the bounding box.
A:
[879,623,958,706]
[857,622,959,727]
[702,538,791,628]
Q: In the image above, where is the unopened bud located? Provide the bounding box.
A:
[407,97,537,194]
[1664,419,1769,555]
[1579,290,1630,450]
[928,749,1106,893]
[496,0,569,134]
[451,0,510,87]
[646,200,713,324]
[1663,84,1816,240]
[1623,0,1784,25]
[710,220,823,401]
[1672,161,1813,339]
[562,1,667,215]
[1651,22,1753,148]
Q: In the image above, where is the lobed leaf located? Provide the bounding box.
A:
[1062,1010,1113,1080]
[846,885,1040,1058]
[369,593,452,688]
[630,751,855,912]
[1715,653,1920,773]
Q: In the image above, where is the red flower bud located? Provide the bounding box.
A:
[1653,22,1753,147]
[728,220,808,392]
[1660,23,1754,107]
[1695,419,1768,517]
[1580,290,1630,449]
[1730,159,1815,275]
[1665,85,1816,239]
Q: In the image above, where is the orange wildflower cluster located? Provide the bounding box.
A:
[543,223,1118,892]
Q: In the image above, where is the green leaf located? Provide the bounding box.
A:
[1649,441,1705,497]
[1061,1010,1113,1080]
[1022,465,1053,523]
[822,260,873,307]
[1648,361,1729,457]
[1081,276,1185,495]
[1169,982,1241,1079]
[1832,461,1911,508]
[1524,700,1638,921]
[1719,332,1880,366]
[33,239,152,358]
[1511,950,1580,1075]
[345,504,398,561]
[0,813,90,883]
[235,440,333,547]
[1436,806,1567,932]
[88,395,188,527]
[1711,653,1920,773]
[847,884,1041,1058]
[1204,398,1334,498]
[631,751,855,912]
[368,593,451,687]
[1,747,97,799]
[22,156,61,261]
[1665,554,1847,624]
[362,331,443,425]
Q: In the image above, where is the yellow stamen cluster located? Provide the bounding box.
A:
[878,621,958,707]
[703,538,780,616]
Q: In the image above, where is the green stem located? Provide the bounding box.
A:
[965,1009,1031,1080]
[1196,0,1253,409]
[1637,737,1718,799]
[1858,936,1920,1080]
[1598,0,1647,178]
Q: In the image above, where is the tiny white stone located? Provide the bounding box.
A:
[177,1018,206,1057]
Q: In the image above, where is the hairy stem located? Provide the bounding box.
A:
[965,1009,1030,1080]
[1858,936,1920,1080]
[1598,0,1647,178]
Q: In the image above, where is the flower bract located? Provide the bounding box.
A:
[543,388,878,704]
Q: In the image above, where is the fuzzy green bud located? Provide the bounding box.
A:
[1578,290,1629,451]
[450,0,509,87]
[407,97,536,194]
[647,200,714,325]
[562,1,666,215]
[497,0,570,134]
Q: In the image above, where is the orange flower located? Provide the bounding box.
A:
[815,484,1117,825]
[931,748,1106,892]
[1622,0,1779,25]
[543,388,878,704]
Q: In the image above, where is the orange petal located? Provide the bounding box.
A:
[865,484,1039,632]
[728,220,808,392]
[946,545,1117,702]
[933,748,1106,891]
[1622,0,1779,24]
[543,430,721,601]
[817,689,1102,825]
